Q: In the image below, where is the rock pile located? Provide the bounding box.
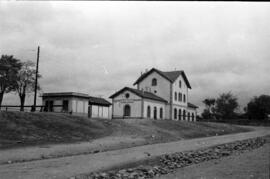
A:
[76,137,266,179]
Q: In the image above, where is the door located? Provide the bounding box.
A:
[124,105,131,117]
[49,101,54,112]
[88,105,92,118]
[154,107,157,119]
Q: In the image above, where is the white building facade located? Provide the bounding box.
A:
[41,92,111,119]
[110,68,198,121]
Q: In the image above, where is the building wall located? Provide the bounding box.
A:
[71,97,88,116]
[91,105,110,118]
[170,74,190,120]
[172,74,188,107]
[112,90,142,118]
[143,99,166,119]
[187,108,197,121]
[42,96,111,119]
[42,96,73,112]
[137,71,171,102]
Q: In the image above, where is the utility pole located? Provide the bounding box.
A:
[32,46,40,112]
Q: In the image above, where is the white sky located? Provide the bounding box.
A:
[0,2,270,113]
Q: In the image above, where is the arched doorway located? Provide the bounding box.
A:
[178,109,181,120]
[174,108,177,120]
[160,108,163,119]
[154,107,157,119]
[147,106,151,118]
[124,105,131,117]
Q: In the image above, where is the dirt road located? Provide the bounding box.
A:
[0,127,269,179]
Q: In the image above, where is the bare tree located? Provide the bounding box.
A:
[15,61,41,111]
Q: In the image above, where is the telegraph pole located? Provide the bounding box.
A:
[33,46,40,112]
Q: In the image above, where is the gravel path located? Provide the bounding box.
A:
[0,127,269,179]
[156,140,270,179]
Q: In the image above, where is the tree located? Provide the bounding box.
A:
[215,92,239,119]
[247,95,270,120]
[0,55,22,106]
[202,98,216,119]
[15,61,41,111]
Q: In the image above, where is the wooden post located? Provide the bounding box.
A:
[33,46,40,112]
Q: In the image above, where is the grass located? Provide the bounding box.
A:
[0,111,251,149]
[0,111,113,148]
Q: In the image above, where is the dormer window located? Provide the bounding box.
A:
[152,78,157,86]
[179,80,182,88]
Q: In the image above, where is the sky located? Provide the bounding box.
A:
[0,2,270,113]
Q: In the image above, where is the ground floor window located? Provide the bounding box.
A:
[192,113,195,121]
[124,104,131,116]
[183,110,186,120]
[154,107,157,119]
[188,112,190,120]
[178,109,181,120]
[174,108,177,119]
[160,108,163,119]
[147,106,151,118]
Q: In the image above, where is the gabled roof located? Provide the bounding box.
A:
[109,87,168,103]
[89,96,111,106]
[188,102,198,109]
[133,68,191,89]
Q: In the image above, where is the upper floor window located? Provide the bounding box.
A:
[178,93,181,102]
[183,94,186,103]
[180,93,182,102]
[179,80,182,88]
[174,92,177,101]
[125,93,130,98]
[152,78,157,86]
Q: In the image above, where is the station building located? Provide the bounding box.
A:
[110,68,198,121]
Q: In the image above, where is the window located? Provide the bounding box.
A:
[183,110,186,120]
[178,93,181,102]
[174,108,177,119]
[147,106,151,118]
[183,94,186,103]
[154,107,157,119]
[192,113,195,121]
[180,93,182,102]
[179,80,181,88]
[125,93,130,98]
[178,109,181,120]
[124,105,131,117]
[175,92,177,101]
[188,112,190,121]
[63,100,69,112]
[160,108,163,119]
[152,78,157,86]
[154,90,157,93]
